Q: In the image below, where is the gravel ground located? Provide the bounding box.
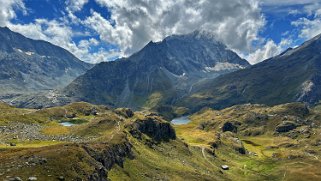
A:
[0,123,88,144]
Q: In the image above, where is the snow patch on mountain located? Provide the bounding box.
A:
[14,48,35,56]
[205,62,245,72]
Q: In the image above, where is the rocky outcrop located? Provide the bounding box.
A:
[114,108,134,118]
[83,142,133,181]
[82,117,177,180]
[89,167,108,181]
[128,118,176,142]
[222,121,240,133]
[84,142,133,169]
[275,121,298,133]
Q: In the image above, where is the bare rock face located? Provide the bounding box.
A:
[129,118,176,142]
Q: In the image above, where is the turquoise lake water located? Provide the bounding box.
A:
[60,122,75,127]
[171,116,191,125]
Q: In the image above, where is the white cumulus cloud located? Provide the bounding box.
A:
[291,2,321,40]
[0,0,26,26]
[90,0,265,56]
[245,38,293,64]
[66,0,89,12]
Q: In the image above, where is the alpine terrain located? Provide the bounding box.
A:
[0,27,92,105]
[1,2,321,180]
[63,31,249,117]
[180,33,321,112]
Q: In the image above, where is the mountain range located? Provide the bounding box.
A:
[2,27,321,116]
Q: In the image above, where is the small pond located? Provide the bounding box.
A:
[59,119,88,127]
[60,122,75,127]
[171,116,191,125]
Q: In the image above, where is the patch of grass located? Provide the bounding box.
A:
[0,143,101,180]
[0,140,63,149]
[143,92,163,109]
[42,126,70,136]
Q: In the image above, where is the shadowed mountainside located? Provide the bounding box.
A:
[179,33,321,112]
[62,31,249,115]
[0,27,92,102]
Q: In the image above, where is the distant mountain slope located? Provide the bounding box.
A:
[62,31,249,113]
[180,33,321,111]
[0,27,92,97]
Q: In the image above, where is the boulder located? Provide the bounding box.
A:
[28,177,37,181]
[221,165,229,170]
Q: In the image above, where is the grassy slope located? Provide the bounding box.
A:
[174,102,321,181]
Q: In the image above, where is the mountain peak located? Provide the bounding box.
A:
[62,31,249,110]
[0,26,11,31]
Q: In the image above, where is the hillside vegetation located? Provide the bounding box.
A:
[0,102,320,180]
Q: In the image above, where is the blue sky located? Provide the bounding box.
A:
[1,0,321,64]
